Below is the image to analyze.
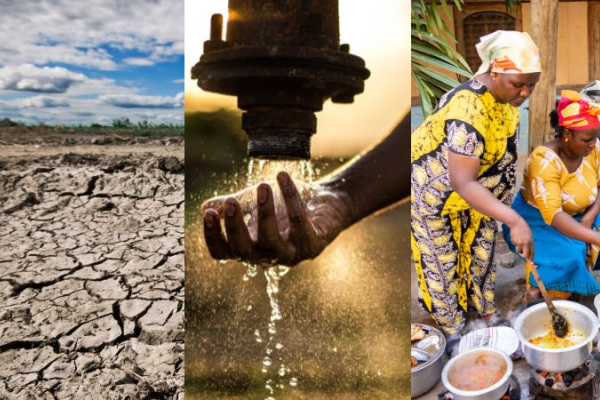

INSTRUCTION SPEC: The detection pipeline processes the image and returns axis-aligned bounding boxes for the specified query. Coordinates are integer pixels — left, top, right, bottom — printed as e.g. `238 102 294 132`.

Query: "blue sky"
0 1 183 125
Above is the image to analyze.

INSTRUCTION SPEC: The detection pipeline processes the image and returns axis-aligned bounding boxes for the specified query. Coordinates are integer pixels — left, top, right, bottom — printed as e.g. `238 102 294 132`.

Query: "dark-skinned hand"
201 171 354 266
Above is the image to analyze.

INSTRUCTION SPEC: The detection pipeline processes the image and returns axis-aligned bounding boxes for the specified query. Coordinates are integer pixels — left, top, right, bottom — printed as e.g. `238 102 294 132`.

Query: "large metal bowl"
411 323 445 397
441 347 512 400
514 300 599 372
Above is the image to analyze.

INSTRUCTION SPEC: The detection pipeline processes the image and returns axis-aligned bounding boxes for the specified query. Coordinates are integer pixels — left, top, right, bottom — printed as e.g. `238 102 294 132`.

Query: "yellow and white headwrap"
474 30 541 76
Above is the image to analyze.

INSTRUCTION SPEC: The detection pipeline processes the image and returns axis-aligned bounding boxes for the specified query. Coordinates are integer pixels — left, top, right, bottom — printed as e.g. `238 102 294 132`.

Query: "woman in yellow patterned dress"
411 30 541 353
503 91 600 301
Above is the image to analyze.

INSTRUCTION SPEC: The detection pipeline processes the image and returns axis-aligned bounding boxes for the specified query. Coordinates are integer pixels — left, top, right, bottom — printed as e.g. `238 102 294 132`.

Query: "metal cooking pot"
411 324 445 397
441 347 512 400
514 300 599 372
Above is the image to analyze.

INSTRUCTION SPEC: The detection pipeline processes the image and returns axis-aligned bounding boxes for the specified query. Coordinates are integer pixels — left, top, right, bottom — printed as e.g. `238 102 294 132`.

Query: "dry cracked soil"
0 131 184 399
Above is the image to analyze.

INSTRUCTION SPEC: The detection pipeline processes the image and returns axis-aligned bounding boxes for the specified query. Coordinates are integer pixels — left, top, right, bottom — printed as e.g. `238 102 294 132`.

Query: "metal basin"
411 324 445 397
514 300 599 372
441 347 512 400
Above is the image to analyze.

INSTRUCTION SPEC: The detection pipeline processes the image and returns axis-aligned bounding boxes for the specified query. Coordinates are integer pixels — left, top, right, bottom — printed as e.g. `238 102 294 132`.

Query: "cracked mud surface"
0 133 184 399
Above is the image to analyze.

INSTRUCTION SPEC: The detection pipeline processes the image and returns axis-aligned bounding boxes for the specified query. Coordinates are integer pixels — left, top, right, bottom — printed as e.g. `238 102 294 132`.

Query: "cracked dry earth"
0 135 184 399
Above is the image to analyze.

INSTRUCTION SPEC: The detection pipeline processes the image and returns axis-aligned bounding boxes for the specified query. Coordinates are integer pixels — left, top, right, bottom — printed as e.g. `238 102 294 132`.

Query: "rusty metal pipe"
192 0 370 160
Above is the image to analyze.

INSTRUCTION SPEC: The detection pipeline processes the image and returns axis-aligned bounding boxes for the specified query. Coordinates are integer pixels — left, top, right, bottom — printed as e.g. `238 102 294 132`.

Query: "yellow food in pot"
529 330 584 349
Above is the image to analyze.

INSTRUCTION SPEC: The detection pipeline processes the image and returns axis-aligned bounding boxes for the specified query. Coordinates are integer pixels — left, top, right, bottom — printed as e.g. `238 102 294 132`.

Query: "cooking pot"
441 347 512 400
411 323 445 397
514 300 599 372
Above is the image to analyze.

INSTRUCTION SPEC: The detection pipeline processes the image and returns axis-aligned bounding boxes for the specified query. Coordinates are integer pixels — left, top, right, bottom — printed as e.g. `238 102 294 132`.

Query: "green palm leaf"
411 0 471 116
411 0 519 116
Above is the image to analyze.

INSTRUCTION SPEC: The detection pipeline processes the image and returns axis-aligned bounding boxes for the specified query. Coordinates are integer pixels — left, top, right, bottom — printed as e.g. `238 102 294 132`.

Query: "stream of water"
244 158 315 400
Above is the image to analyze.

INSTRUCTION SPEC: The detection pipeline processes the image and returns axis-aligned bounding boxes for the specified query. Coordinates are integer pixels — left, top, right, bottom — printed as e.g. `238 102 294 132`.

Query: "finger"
519 243 530 263
256 183 284 255
528 242 535 264
223 197 253 258
277 172 317 250
203 209 232 259
201 197 225 216
515 244 525 259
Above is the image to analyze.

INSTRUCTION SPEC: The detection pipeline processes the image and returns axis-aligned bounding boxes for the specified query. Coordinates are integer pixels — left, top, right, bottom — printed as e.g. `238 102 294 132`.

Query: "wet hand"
509 217 534 264
201 171 353 266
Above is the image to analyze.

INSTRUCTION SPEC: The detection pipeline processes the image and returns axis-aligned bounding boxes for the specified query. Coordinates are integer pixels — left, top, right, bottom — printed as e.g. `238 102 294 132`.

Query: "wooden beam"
589 3 600 81
528 0 558 153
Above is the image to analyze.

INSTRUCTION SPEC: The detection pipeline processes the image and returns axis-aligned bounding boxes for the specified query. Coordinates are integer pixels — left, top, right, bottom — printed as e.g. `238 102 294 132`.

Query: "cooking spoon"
528 262 569 337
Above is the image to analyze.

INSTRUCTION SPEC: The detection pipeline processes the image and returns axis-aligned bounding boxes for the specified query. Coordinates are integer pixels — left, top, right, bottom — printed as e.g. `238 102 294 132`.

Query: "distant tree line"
0 116 183 137
0 117 183 129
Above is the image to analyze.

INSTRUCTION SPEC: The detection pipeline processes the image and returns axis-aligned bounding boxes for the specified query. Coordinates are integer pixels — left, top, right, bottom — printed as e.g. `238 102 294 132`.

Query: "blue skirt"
502 192 600 295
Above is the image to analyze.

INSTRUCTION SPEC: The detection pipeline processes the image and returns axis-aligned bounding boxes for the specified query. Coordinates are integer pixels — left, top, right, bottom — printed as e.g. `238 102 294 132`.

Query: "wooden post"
588 2 600 82
528 0 559 153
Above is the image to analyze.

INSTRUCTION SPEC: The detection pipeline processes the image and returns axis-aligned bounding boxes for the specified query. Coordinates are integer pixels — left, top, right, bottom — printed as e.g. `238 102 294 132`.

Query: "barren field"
0 130 184 399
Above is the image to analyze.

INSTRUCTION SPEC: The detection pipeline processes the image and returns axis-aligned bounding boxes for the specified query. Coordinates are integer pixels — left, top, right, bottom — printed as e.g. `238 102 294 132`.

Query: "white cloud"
0 64 138 98
0 98 183 126
0 2 184 125
0 0 183 69
72 111 95 117
19 96 70 108
0 64 85 93
123 58 155 67
99 92 183 109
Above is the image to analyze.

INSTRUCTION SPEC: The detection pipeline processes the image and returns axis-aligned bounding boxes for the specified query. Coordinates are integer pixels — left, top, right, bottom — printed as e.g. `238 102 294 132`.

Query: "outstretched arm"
448 151 535 263
202 112 411 266
318 113 411 223
551 211 600 245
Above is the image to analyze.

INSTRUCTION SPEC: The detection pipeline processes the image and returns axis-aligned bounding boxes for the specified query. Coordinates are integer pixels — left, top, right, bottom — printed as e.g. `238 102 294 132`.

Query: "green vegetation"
411 0 519 116
184 109 247 168
411 0 471 116
0 117 183 137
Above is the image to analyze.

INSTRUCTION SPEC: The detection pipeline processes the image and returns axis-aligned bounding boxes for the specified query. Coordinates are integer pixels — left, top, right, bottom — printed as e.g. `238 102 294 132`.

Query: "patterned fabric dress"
502 145 600 297
411 78 519 336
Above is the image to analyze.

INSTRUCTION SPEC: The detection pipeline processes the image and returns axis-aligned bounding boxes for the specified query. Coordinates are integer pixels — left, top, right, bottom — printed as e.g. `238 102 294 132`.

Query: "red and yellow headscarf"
558 90 600 130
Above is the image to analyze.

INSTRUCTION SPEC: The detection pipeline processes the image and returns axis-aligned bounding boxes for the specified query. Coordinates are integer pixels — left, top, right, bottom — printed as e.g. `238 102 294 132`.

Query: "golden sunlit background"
185 0 410 157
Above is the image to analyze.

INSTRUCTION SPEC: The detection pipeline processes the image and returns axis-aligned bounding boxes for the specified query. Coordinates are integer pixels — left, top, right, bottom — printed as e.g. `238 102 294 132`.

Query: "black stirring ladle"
528 261 569 337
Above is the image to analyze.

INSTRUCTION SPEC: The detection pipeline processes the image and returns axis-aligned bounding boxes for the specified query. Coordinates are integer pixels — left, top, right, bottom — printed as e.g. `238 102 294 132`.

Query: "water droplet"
268 324 277 335
247 305 253 311
218 259 228 265
261 367 268 373
332 347 338 352
247 159 255 187
275 343 283 350
289 377 298 387
377 370 381 376
263 357 272 367
242 275 249 282
278 365 286 376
